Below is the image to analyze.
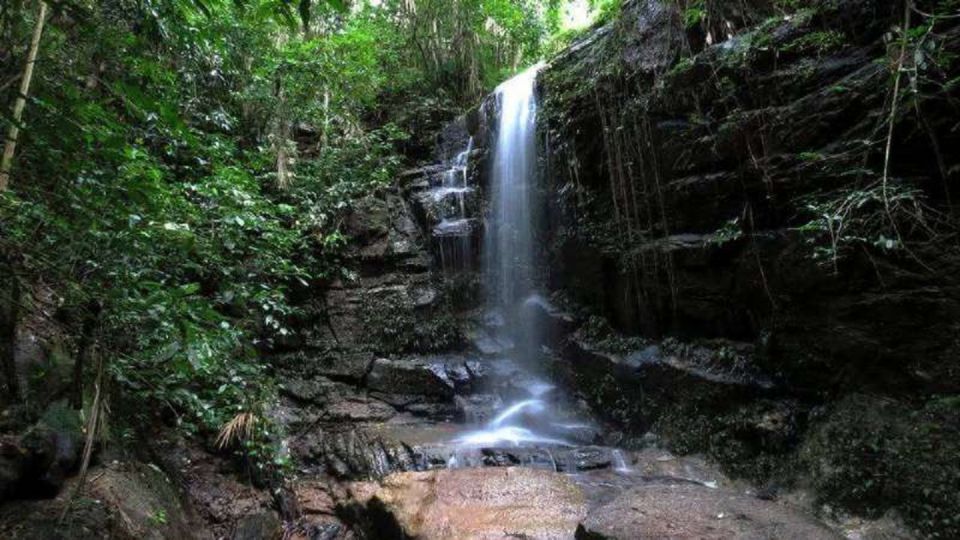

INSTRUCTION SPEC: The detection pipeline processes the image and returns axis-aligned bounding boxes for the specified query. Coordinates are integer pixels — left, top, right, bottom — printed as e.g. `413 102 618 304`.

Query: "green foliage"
360 293 463 355
0 0 595 470
709 218 744 245
0 0 401 469
783 30 845 55
589 0 622 26
148 509 168 526
681 0 706 29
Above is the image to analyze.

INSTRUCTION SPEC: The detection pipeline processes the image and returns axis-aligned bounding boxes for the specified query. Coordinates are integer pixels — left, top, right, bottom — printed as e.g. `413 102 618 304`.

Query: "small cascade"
431 137 476 272
612 449 632 474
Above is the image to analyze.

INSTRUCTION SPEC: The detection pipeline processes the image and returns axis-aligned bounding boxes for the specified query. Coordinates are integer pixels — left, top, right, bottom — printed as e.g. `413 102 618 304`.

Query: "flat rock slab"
576 483 839 540
342 465 840 540
350 467 587 539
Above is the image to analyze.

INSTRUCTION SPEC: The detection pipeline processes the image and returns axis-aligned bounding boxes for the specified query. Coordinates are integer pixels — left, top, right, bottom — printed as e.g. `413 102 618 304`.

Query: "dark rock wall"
540 0 960 394
536 0 960 535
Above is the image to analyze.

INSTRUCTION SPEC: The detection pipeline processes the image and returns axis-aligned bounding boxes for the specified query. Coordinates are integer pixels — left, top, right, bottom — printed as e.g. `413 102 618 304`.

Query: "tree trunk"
0 0 48 191
1 269 21 403
70 301 101 409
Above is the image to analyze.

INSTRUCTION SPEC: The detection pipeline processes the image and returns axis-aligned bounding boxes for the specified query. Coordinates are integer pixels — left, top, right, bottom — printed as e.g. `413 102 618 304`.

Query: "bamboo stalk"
0 0 48 191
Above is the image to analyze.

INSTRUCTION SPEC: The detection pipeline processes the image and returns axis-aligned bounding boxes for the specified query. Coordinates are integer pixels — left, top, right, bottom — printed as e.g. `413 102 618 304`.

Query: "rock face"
533 1 960 536
542 0 960 391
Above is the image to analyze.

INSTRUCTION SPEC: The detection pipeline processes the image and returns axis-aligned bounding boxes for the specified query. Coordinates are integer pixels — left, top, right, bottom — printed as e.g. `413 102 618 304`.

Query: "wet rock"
287 522 344 540
564 446 612 472
454 394 502 423
344 468 587 539
272 350 375 383
366 358 455 399
321 430 420 480
293 480 338 516
366 356 487 400
576 483 838 539
324 399 396 423
279 376 354 406
402 402 457 420
474 447 561 471
232 512 282 540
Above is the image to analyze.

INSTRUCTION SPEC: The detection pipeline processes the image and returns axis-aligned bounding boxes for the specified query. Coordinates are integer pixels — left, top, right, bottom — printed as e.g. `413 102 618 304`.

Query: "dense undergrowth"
0 0 608 471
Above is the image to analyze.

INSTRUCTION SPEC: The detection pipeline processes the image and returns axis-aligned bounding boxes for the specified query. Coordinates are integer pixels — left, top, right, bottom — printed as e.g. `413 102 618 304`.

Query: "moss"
37 400 82 435
360 291 463 355
577 316 651 354
666 56 696 80
782 30 845 55
801 394 960 538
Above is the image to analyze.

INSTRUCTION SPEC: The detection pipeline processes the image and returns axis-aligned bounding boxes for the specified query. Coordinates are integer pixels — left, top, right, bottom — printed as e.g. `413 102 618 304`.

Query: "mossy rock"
801 394 960 538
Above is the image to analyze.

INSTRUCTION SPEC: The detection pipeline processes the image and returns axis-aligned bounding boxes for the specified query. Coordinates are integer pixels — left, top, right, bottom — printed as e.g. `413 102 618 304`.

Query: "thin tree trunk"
0 0 48 191
1 270 21 403
71 301 101 409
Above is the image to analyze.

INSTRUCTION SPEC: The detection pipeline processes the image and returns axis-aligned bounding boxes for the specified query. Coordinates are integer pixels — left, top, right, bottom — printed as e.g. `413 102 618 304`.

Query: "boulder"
232 512 282 540
367 357 454 398
0 436 25 499
0 401 83 500
345 467 587 539
0 461 198 539
576 483 838 540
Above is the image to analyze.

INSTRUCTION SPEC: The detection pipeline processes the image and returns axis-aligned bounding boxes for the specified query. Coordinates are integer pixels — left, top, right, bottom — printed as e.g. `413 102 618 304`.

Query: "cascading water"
433 137 476 272
439 66 635 476
451 64 577 449
484 65 540 314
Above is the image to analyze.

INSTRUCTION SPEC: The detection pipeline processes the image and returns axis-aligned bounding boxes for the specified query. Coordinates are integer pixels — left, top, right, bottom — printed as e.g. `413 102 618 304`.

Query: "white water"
612 449 632 473
434 137 475 271
489 399 546 428
484 64 541 312
454 426 571 448
453 64 578 450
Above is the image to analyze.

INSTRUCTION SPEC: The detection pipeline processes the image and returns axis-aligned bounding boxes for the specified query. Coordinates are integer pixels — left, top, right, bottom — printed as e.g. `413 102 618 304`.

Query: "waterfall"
484 63 543 364
450 64 576 450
